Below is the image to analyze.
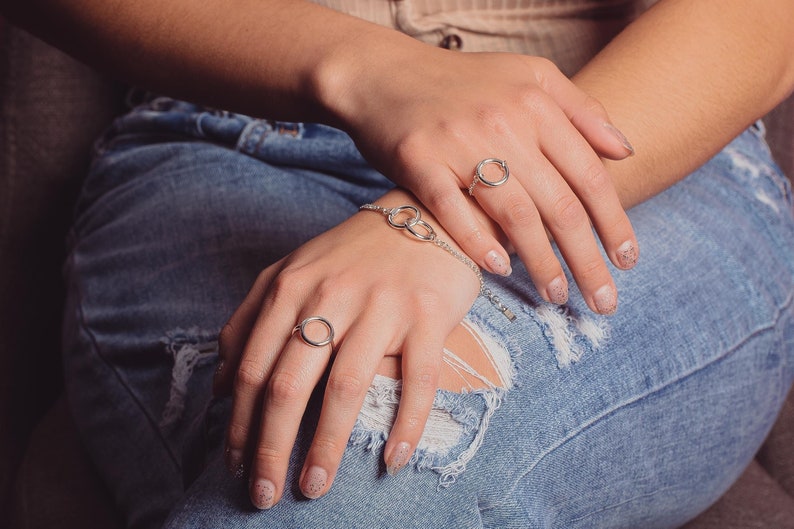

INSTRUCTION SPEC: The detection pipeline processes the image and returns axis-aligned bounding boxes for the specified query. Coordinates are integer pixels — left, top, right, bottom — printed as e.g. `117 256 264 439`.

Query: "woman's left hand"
213 191 481 509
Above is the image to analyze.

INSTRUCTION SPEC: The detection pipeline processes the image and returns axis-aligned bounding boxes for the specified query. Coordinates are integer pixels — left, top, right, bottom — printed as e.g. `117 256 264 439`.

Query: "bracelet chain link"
360 203 516 321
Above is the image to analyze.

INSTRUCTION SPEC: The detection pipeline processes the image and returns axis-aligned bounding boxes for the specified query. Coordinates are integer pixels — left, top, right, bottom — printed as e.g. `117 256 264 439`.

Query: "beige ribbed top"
312 0 658 75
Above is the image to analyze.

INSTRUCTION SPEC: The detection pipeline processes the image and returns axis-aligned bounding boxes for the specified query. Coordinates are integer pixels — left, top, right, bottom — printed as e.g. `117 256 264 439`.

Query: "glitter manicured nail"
225 447 245 479
252 478 276 510
301 466 328 499
386 442 411 476
486 250 512 277
546 276 568 305
593 285 618 315
616 241 638 269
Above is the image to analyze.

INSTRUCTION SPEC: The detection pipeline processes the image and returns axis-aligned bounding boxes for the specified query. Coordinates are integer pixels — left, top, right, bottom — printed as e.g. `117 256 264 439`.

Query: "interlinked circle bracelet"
360 203 516 322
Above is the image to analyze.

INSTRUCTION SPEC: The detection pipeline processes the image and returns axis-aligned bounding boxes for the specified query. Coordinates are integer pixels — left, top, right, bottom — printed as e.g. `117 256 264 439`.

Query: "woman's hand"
10 0 637 314
319 44 638 314
213 191 480 509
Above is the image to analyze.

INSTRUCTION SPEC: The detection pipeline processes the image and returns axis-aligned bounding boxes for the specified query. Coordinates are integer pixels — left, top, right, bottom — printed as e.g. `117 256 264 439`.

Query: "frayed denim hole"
349 316 517 489
526 304 610 368
159 327 219 431
235 120 274 155
724 130 793 212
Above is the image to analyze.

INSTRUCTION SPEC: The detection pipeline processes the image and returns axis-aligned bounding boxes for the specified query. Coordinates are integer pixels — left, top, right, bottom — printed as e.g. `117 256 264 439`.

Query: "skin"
5 0 794 511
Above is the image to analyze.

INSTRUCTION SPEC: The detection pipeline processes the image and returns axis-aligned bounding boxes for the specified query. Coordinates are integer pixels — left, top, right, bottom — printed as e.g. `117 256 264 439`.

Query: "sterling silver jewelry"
360 204 515 321
468 158 510 195
292 316 335 347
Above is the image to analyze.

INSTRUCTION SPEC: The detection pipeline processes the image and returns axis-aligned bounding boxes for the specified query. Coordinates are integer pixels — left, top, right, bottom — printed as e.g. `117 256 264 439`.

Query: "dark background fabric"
1 21 792 529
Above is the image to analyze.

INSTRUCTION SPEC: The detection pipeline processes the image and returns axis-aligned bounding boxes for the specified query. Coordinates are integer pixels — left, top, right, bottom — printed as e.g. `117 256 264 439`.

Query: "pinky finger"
535 62 635 159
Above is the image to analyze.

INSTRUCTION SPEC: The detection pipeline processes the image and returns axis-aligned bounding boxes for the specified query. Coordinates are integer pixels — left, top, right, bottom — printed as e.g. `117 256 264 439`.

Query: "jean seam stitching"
70 249 183 471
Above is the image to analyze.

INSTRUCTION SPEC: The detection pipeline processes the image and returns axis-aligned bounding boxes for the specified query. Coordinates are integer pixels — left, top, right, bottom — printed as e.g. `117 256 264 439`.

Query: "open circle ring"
292 316 335 348
468 158 510 195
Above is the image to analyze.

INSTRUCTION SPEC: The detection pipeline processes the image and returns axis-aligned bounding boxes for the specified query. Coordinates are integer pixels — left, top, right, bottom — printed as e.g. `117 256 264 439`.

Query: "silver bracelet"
360 204 515 321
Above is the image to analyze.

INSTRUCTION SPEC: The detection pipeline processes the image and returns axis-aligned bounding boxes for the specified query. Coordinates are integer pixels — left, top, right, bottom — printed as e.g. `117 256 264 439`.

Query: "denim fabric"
63 98 794 529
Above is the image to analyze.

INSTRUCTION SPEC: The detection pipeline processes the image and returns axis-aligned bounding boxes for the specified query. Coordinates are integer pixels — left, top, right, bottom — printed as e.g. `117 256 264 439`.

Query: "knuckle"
267 370 304 405
326 371 367 400
529 55 557 74
581 94 607 118
530 251 562 278
393 132 427 172
423 183 462 214
549 194 588 231
254 268 270 286
503 194 540 229
576 256 607 284
310 434 346 458
253 444 282 467
474 104 509 135
368 285 401 308
456 224 485 249
269 267 308 300
406 368 438 394
578 160 611 197
401 409 429 431
516 85 547 114
235 359 266 390
313 278 339 303
226 421 249 447
527 56 561 87
411 299 442 324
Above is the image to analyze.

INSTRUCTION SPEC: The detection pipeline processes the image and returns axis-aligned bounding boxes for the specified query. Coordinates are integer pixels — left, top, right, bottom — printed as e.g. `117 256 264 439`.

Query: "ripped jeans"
62 98 794 529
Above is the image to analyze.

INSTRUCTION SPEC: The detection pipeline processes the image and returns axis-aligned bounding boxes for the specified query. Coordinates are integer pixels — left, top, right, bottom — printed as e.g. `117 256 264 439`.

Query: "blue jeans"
63 97 794 529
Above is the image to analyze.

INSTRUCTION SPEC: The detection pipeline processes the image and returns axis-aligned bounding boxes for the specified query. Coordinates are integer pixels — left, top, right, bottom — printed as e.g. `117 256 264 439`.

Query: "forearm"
574 0 794 208
0 0 415 124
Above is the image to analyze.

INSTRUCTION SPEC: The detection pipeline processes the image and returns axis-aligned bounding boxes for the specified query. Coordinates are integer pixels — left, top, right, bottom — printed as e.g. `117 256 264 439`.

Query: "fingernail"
546 276 568 305
386 442 412 476
225 447 245 479
301 466 328 499
486 250 512 276
603 123 635 155
252 478 276 510
616 240 638 269
593 285 618 315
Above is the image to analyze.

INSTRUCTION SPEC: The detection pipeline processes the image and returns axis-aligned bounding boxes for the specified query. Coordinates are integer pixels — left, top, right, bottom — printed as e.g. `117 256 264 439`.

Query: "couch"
2 22 793 529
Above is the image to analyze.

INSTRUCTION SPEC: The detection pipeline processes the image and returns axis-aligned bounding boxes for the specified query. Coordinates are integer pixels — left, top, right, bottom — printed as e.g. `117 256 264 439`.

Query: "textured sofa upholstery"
2 23 793 529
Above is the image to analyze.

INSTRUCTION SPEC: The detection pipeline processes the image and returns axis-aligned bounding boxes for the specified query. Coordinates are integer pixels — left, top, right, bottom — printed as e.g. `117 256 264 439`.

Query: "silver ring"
468 158 510 195
292 316 335 348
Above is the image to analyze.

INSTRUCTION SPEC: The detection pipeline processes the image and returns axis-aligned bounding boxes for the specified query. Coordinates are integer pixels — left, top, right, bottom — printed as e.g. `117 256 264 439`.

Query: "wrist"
308 28 434 129
362 189 517 321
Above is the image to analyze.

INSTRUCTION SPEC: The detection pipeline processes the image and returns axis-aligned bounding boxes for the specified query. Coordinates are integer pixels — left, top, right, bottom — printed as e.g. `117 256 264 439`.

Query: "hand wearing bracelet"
360 203 516 321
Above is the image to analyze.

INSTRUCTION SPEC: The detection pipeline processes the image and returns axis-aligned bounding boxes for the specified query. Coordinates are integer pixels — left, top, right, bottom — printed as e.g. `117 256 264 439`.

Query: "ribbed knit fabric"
312 0 659 75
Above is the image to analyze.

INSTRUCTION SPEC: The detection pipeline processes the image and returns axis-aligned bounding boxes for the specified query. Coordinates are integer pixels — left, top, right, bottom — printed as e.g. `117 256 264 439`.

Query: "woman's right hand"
317 41 638 314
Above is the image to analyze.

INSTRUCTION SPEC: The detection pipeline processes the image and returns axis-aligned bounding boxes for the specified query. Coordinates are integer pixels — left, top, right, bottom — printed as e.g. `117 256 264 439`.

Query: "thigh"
469 125 794 528
70 109 794 529
167 127 793 528
63 105 393 529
